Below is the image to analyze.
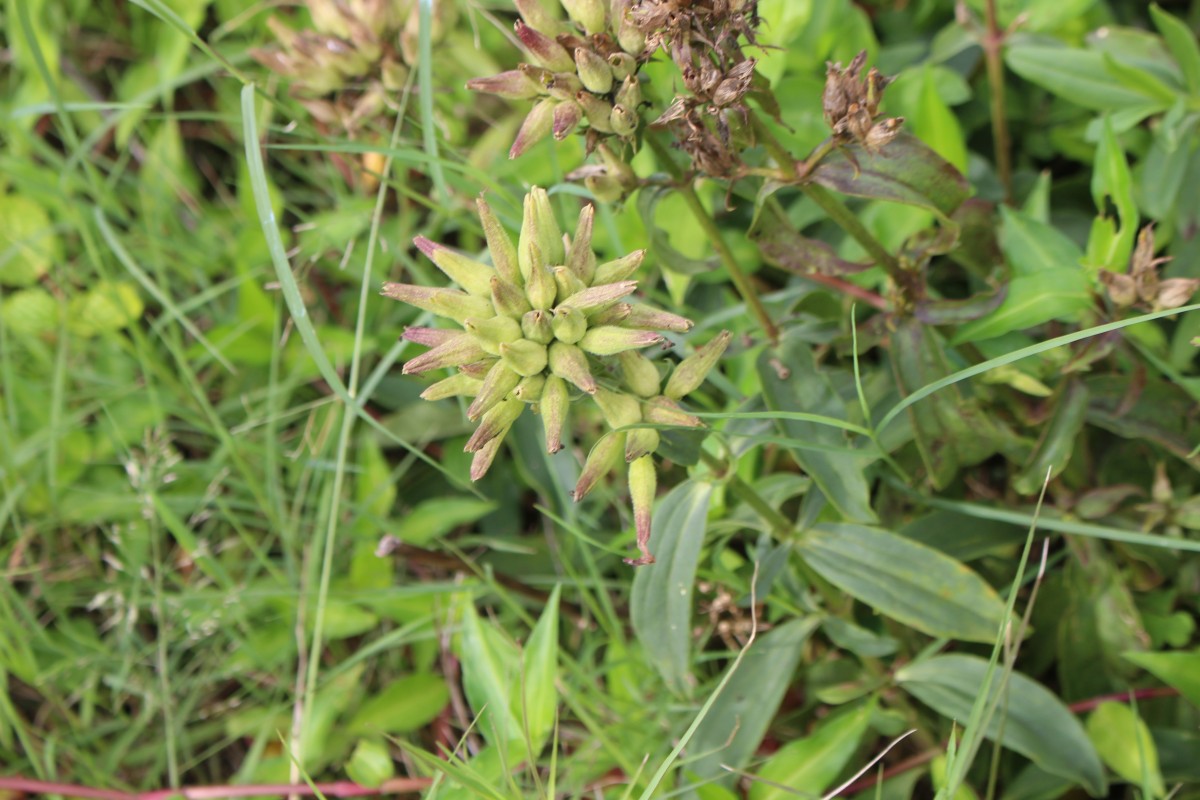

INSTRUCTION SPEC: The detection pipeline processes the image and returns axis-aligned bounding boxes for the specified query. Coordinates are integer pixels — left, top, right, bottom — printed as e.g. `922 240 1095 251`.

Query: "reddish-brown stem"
1067 685 1178 714
981 0 1013 204
0 777 432 800
800 272 890 311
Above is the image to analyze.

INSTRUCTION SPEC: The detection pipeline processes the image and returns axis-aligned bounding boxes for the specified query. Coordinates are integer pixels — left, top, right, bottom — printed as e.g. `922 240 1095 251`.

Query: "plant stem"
646 134 781 344
801 183 904 279
982 0 1014 204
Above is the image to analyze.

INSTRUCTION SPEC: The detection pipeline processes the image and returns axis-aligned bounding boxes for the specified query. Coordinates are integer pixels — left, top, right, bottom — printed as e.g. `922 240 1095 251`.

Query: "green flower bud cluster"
253 0 453 132
382 188 730 565
466 0 648 173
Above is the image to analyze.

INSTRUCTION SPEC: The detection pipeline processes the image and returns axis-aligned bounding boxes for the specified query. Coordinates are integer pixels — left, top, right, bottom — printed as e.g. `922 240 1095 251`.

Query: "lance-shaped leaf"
748 200 873 275
811 131 970 219
913 286 1007 325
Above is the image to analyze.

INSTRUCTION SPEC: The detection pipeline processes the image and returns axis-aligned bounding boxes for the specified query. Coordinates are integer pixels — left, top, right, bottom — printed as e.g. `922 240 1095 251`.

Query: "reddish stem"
800 272 891 311
0 777 431 800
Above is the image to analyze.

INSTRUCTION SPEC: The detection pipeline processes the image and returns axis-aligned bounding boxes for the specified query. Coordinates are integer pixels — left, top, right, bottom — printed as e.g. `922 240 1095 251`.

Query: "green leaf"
685 617 821 782
458 600 524 758
748 199 872 276
520 584 559 755
0 287 59 336
1150 4 1200 94
345 738 396 788
797 524 1008 643
913 64 968 174
393 497 497 546
1006 45 1171 111
1086 702 1165 797
811 132 970 219
630 480 714 692
750 699 876 800
1122 650 1200 709
0 193 60 287
759 334 877 523
348 673 450 735
636 185 718 276
950 270 1092 344
999 206 1083 278
1102 53 1180 106
1087 115 1137 272
1013 378 1089 495
897 655 1106 796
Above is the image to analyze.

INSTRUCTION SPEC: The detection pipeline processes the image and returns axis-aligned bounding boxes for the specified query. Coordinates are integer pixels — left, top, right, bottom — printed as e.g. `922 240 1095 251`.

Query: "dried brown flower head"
822 50 903 152
1099 225 1200 312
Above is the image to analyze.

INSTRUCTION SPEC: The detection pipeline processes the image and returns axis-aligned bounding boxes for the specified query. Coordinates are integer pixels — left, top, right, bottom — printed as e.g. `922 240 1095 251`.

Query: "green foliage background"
2 0 1200 798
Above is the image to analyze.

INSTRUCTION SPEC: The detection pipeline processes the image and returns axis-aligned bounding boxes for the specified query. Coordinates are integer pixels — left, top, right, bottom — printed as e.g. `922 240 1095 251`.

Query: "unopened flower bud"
413 236 494 296
593 386 641 429
521 309 555 344
513 374 546 402
609 52 636 82
491 276 532 318
470 434 504 481
588 302 632 326
463 315 522 354
548 341 597 393
579 326 663 356
574 432 624 501
544 71 583 101
519 192 562 280
610 103 638 137
552 266 589 300
468 360 523 420
585 173 624 203
625 428 659 462
539 375 569 453
402 326 459 347
642 395 702 428
553 100 583 140
566 204 597 282
515 0 565 35
559 280 637 312
624 304 694 332
515 19 574 71
614 74 641 108
381 283 493 323
465 69 543 100
420 372 483 401
526 262 558 311
625 454 656 565
575 47 613 94
476 195 521 285
551 305 588 344
458 360 493 379
402 333 489 375
499 338 549 377
465 398 524 453
617 351 661 397
594 250 645 284
613 1 645 55
577 91 615 133
597 142 638 188
664 330 731 400
510 97 556 159
562 0 606 35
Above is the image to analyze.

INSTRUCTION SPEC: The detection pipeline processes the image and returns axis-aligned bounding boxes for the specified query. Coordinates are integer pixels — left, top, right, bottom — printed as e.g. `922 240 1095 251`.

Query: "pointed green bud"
552 266 589 300
598 142 638 189
664 330 731 400
476 195 521 285
402 326 459 347
402 333 490 375
499 338 549 377
574 432 624 501
510 97 556 159
463 315 522 355
580 326 663 356
566 204 597 283
491 275 532 317
548 341 597 394
610 103 638 137
521 309 555 344
614 74 642 108
625 454 657 565
539 375 569 453
576 91 615 133
617 351 661 397
585 173 625 203
562 0 606 35
526 262 558 311
470 434 505 481
544 71 583 101
613 0 646 56
609 53 636 82
515 19 574 71
574 47 613 94
420 372 483 401
625 428 659 462
588 302 633 326
642 395 703 428
513 374 546 403
624 304 694 332
515 0 565 35
559 280 637 312
553 100 583 140
382 283 493 324
593 386 641 429
519 191 562 281
594 250 645 284
465 398 524 453
468 360 523 420
413 236 494 296
551 305 587 344
466 69 543 100
458 360 495 379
